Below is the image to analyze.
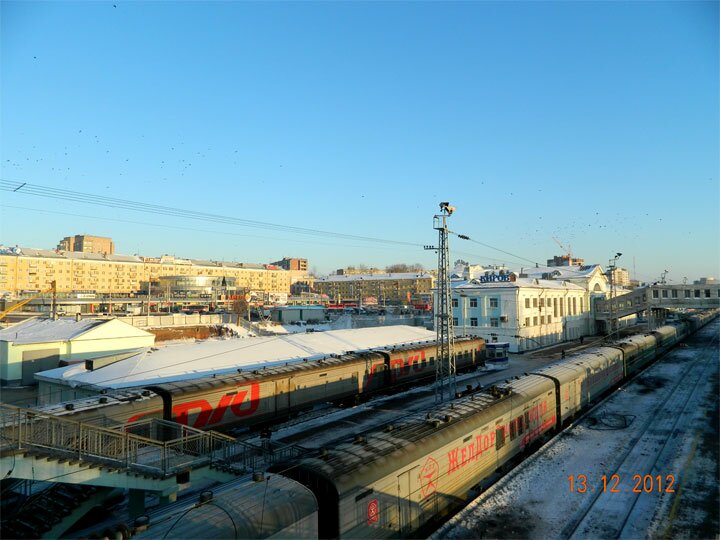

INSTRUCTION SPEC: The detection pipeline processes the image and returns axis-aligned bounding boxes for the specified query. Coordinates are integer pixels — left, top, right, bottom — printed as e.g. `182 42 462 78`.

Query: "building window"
685 290 691 298
452 298 458 307
540 315 545 324
490 318 499 327
553 298 558 317
470 298 478 308
572 297 577 315
470 318 478 327
548 315 552 323
653 290 659 298
525 298 530 308
539 298 544 308
671 289 678 298
580 298 584 312
533 298 538 308
452 317 458 325
694 289 700 298
525 317 530 327
662 289 668 298
489 298 499 308
533 316 538 326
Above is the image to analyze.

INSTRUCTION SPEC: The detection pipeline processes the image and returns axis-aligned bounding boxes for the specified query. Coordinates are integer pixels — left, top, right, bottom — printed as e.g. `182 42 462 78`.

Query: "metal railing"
0 404 271 476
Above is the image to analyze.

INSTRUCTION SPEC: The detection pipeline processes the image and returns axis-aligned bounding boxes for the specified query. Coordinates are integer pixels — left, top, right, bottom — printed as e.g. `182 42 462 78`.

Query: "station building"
451 264 612 352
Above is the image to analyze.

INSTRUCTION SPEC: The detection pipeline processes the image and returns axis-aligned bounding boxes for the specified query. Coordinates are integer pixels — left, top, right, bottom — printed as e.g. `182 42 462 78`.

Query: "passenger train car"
34 337 486 431
260 312 717 539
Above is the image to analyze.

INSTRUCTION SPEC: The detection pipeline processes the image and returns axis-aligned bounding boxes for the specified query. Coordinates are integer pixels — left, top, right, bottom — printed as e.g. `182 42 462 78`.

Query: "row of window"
452 297 500 308
652 289 718 299
524 315 553 326
523 296 583 317
454 317 500 327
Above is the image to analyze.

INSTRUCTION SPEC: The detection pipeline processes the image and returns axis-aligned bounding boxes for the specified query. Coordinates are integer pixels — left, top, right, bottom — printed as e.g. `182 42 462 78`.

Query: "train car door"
397 465 420 535
275 377 289 415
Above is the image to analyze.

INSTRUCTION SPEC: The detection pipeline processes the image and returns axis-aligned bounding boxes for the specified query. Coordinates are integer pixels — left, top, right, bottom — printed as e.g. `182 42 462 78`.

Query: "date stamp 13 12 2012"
568 474 676 494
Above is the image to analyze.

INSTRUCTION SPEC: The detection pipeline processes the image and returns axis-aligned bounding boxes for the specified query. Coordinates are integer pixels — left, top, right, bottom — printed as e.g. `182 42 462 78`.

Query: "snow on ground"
433 320 719 540
254 313 353 334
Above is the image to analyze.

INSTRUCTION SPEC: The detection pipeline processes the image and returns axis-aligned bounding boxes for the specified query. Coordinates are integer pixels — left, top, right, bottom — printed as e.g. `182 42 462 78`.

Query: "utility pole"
607 253 622 339
50 280 57 319
425 202 456 403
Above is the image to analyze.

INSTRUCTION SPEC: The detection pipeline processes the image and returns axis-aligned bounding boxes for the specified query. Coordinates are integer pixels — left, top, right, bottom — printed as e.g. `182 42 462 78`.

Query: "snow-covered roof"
0 317 110 344
518 264 603 279
316 272 433 283
34 325 437 389
0 246 283 271
453 277 585 291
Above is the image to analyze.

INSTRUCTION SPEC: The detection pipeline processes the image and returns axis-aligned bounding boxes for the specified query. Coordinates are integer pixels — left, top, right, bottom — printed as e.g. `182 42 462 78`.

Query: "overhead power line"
1 179 541 267
451 231 539 266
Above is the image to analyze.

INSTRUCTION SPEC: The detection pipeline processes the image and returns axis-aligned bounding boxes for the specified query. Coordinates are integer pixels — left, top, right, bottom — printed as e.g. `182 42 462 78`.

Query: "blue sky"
1 1 718 282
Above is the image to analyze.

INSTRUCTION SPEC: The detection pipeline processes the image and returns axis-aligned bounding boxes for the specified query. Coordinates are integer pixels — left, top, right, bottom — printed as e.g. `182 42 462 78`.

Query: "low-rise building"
449 263 614 352
452 277 591 352
0 317 155 386
314 272 434 305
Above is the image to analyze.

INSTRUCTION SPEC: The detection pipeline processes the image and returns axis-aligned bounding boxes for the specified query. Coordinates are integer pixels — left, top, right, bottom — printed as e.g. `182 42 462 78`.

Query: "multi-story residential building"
0 247 292 296
57 235 115 255
314 272 434 304
547 254 585 267
270 257 308 272
606 267 630 287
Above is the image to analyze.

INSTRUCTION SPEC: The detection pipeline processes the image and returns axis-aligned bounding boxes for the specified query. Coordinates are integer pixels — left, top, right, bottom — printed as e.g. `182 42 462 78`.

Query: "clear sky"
1 1 718 283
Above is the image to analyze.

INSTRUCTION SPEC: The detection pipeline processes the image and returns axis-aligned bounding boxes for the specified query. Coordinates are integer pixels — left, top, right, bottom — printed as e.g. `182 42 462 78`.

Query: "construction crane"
552 237 573 262
0 281 56 321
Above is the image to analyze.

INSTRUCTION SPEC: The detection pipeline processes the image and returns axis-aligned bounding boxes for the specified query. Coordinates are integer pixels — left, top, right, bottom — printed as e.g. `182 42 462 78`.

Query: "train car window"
225 391 237 396
510 421 516 440
463 435 472 443
525 411 530 425
517 416 524 434
319 373 327 377
496 427 505 449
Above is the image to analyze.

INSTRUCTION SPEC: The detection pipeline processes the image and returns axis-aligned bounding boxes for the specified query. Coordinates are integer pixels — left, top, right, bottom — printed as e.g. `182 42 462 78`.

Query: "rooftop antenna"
425 202 456 402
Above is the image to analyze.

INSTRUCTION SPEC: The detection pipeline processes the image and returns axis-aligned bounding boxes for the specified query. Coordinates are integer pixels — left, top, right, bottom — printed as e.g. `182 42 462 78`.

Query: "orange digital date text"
568 474 676 493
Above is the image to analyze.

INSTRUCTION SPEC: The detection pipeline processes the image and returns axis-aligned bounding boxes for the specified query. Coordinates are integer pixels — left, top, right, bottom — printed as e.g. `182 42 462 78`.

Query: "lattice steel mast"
426 202 456 403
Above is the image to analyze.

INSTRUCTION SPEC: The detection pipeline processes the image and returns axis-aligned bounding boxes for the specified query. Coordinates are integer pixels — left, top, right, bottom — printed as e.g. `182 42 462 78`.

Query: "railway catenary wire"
0 179 541 267
559 327 720 540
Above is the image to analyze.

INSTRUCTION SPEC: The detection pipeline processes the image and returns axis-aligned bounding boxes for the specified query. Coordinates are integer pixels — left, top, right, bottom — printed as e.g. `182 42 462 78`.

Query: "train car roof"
32 389 159 419
150 352 381 395
34 326 438 390
284 374 554 495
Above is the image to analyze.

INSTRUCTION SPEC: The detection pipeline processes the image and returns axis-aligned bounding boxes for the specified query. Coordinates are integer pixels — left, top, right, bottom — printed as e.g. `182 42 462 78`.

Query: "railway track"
561 329 720 539
432 319 719 540
236 355 546 449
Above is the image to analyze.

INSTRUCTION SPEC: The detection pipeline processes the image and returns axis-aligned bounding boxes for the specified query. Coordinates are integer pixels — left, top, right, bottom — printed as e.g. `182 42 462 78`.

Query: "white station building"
451 264 614 352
